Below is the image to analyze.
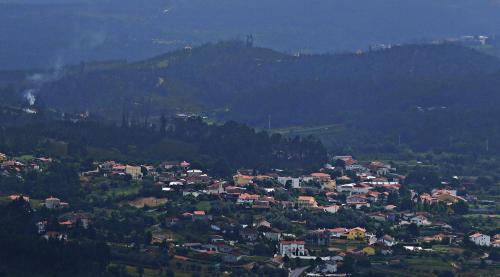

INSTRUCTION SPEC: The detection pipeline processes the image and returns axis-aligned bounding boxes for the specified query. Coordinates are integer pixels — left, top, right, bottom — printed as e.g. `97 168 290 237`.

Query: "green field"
195 201 212 212
273 124 345 137
105 182 142 198
431 245 464 255
463 214 500 232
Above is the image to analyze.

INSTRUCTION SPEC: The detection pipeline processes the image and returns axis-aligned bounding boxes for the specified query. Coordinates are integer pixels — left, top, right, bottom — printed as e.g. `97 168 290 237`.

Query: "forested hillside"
3 41 500 155
35 41 500 118
0 110 326 174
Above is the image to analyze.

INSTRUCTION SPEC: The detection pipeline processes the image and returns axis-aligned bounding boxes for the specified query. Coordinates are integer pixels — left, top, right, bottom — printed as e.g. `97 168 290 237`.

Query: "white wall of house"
279 243 305 257
470 234 491 247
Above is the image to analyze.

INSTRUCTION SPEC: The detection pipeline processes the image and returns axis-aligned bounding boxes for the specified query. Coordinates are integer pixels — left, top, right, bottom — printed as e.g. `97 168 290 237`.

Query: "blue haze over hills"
2 0 500 69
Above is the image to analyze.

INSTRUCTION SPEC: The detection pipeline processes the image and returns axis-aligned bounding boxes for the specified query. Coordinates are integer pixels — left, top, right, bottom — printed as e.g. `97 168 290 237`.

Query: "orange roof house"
297 196 318 209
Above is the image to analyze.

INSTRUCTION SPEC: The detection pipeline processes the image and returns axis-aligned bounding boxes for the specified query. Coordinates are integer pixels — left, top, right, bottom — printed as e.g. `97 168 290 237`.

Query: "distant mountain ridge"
3 0 500 70
12 41 496 154
32 41 500 122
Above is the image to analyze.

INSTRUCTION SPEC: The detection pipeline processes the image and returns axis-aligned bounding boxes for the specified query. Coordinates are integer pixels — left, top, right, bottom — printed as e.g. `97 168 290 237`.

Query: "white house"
469 233 491 247
346 164 366 172
187 169 203 177
278 176 315 189
366 233 378 245
44 197 64 209
263 228 282 241
279 240 306 257
277 177 301 189
380 235 397 247
323 205 340 214
337 183 372 194
336 183 355 193
410 215 431 227
169 181 184 186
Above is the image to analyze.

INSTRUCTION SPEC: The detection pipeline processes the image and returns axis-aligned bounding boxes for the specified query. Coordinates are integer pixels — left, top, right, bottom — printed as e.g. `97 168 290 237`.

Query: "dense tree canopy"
0 114 327 176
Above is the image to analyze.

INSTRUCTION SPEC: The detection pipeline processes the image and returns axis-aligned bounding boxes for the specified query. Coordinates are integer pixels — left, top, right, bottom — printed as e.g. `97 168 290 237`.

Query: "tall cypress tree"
160 114 167 138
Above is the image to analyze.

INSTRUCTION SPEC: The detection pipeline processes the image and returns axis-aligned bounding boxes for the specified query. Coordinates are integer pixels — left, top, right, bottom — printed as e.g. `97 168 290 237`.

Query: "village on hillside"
1 152 499 276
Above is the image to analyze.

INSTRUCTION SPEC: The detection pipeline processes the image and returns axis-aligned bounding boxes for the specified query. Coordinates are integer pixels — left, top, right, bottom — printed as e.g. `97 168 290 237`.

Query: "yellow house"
125 165 143 180
323 180 337 190
233 174 253 186
347 227 366 240
362 246 375 256
436 194 464 204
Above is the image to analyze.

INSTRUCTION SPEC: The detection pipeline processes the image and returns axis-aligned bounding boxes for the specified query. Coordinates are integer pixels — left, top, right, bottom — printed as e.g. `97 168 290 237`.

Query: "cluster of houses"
82 161 144 180
0 153 52 176
83 160 216 189
35 211 92 241
1 153 71 209
9 194 70 209
2 151 498 274
184 157 497 271
418 189 467 204
8 194 74 241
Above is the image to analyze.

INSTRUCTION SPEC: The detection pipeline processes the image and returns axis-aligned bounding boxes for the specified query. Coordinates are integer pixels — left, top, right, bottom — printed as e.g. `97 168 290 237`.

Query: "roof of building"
350 227 366 232
238 193 260 200
298 196 316 202
311 172 330 178
280 240 305 245
469 232 487 238
328 228 348 233
45 197 60 201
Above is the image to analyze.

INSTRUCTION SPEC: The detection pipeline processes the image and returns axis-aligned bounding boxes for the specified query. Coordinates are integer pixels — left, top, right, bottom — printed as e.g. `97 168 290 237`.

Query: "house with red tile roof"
279 240 306 257
237 193 260 205
297 196 318 209
469 232 491 247
322 205 341 214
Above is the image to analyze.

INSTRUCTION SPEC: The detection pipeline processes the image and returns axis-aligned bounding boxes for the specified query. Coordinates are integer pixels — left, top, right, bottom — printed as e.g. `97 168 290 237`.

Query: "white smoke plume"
24 89 36 106
21 29 106 106
23 56 65 106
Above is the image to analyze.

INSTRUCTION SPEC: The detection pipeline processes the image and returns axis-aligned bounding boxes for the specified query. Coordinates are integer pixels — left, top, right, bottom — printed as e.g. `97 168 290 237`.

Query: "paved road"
289 266 309 277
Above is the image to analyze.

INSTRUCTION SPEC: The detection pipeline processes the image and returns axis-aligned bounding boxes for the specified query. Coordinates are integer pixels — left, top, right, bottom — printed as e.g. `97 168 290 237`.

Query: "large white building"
277 176 313 189
279 240 306 257
469 233 491 247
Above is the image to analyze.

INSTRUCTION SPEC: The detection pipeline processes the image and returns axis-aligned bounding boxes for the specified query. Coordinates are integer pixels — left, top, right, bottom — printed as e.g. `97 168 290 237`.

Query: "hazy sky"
2 0 500 69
